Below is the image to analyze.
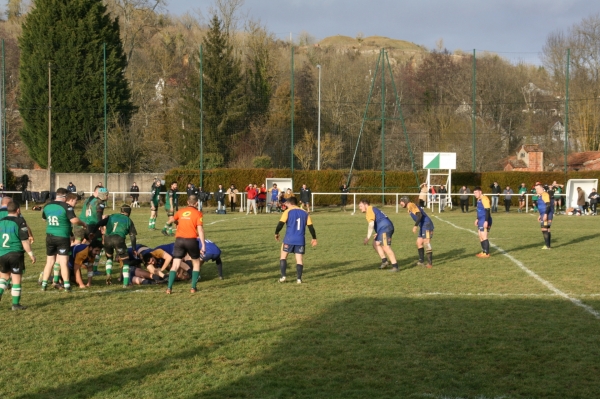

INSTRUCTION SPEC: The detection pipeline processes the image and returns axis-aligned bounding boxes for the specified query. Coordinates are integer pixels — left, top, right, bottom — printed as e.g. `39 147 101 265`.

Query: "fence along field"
2 203 599 398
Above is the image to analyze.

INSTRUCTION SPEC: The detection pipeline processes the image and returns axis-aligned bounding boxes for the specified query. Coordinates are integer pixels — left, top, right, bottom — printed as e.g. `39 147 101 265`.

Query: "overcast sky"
165 0 600 65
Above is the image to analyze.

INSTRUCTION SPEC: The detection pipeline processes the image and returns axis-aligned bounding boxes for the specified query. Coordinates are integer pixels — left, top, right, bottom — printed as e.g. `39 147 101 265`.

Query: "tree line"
1 0 599 173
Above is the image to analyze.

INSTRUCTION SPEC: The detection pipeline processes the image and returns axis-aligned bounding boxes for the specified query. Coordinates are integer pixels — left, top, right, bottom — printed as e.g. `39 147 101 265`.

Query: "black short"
0 252 25 274
46 235 71 256
173 238 200 260
104 235 128 259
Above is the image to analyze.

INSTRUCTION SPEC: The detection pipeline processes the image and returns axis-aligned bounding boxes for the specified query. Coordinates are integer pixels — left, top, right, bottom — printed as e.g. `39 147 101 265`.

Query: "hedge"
165 168 600 207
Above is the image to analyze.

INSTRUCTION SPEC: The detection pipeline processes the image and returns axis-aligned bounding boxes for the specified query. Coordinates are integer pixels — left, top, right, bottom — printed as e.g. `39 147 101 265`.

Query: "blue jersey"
155 243 175 255
271 189 280 201
406 203 433 228
280 207 313 246
127 244 152 260
197 238 221 261
537 192 554 216
68 244 90 270
476 195 492 222
365 206 393 231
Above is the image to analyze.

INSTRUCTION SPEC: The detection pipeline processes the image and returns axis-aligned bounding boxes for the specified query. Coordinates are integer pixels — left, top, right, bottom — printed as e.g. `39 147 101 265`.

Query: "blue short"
282 244 305 254
417 223 434 239
200 252 220 262
477 217 492 232
540 214 553 228
375 226 394 246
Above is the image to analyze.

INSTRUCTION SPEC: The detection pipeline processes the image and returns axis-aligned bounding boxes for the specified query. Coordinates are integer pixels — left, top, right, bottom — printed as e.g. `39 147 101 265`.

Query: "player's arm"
197 226 206 254
73 251 89 287
96 203 105 221
275 210 289 241
160 252 173 272
19 219 35 264
128 221 137 251
364 221 374 245
307 217 317 247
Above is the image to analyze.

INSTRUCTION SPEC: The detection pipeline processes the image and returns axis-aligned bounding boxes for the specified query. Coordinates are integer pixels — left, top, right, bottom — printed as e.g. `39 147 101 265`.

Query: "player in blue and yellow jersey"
358 199 399 272
68 240 103 288
535 183 554 249
473 186 492 258
399 196 434 268
274 197 317 284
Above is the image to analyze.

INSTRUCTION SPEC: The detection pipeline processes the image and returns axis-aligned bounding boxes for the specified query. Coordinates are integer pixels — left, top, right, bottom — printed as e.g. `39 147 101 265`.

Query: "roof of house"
521 144 542 153
507 158 528 168
567 151 600 166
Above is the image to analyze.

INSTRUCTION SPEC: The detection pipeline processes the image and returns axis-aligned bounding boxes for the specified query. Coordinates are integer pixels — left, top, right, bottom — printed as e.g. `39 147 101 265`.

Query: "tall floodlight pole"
471 49 476 172
48 62 52 193
103 43 108 187
381 49 386 204
0 40 4 185
291 46 294 174
200 45 204 188
317 64 321 170
564 48 570 175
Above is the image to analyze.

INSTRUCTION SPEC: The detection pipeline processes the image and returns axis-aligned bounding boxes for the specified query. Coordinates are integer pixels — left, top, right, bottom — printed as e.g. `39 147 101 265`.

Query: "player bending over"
69 240 103 288
358 199 399 272
399 196 434 268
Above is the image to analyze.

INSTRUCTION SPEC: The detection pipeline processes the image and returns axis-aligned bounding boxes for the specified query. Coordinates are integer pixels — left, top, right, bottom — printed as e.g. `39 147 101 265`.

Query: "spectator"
551 181 564 211
577 187 586 215
418 183 428 207
489 181 501 213
245 183 258 215
503 185 514 213
458 185 470 213
588 188 599 216
299 184 312 212
428 185 437 204
130 182 140 207
340 184 349 212
438 185 447 212
215 184 226 212
268 184 280 213
257 184 268 213
67 182 77 193
226 184 239 213
0 182 4 198
518 183 527 213
197 187 205 211
281 188 294 211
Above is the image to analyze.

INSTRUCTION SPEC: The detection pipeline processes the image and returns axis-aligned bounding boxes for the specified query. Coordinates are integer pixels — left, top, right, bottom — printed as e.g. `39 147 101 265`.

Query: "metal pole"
317 64 321 170
103 43 107 187
564 48 570 174
200 45 204 188
291 46 294 174
48 62 52 193
381 49 386 204
0 40 4 185
471 49 476 172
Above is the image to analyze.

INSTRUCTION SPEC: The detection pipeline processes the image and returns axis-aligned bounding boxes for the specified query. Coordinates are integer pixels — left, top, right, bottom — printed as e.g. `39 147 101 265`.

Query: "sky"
164 0 600 65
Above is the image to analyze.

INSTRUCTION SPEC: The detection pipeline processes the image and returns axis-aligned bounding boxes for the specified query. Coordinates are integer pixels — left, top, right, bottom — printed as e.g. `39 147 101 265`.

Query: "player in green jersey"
96 205 138 287
75 185 108 274
41 190 86 292
0 201 36 310
162 182 178 236
149 180 162 230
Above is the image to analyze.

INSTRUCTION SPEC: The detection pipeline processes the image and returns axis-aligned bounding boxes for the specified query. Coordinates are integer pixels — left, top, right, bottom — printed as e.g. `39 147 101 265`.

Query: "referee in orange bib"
166 195 206 294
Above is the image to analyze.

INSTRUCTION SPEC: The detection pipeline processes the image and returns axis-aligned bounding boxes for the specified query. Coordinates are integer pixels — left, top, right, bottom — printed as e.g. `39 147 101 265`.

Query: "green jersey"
165 189 176 211
0 216 29 256
43 201 77 238
80 196 105 224
102 213 137 239
518 187 528 195
151 185 161 207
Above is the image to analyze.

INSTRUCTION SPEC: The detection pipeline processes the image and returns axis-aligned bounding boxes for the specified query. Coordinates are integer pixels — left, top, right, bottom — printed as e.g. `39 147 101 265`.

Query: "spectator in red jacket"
245 184 258 215
257 183 268 213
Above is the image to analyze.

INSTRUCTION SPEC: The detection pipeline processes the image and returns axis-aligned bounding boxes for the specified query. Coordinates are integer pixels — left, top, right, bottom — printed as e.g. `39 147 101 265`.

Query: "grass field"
1 204 599 398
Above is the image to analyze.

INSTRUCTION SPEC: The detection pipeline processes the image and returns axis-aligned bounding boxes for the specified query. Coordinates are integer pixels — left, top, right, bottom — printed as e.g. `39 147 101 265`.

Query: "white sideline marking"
435 215 600 319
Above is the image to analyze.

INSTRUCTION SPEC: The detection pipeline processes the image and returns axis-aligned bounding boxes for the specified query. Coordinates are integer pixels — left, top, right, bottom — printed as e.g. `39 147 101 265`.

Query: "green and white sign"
423 152 456 169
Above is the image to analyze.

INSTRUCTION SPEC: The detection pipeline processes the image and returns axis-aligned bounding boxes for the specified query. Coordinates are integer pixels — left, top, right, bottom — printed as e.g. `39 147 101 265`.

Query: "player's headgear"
399 196 410 205
97 187 109 200
121 205 132 215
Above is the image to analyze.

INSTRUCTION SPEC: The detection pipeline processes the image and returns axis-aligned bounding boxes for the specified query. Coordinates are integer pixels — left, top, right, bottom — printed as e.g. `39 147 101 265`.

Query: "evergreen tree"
19 0 134 172
181 14 245 167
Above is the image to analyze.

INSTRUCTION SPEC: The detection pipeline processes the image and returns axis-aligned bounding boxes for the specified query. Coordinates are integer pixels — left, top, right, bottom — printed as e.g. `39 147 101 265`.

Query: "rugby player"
68 240 103 288
473 186 492 258
0 201 36 310
162 182 178 236
149 180 162 229
399 196 434 268
275 196 317 283
358 199 399 272
535 183 554 249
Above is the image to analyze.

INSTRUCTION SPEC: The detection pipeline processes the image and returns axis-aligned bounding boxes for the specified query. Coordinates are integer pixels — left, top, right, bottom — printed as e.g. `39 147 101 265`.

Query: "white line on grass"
434 215 600 319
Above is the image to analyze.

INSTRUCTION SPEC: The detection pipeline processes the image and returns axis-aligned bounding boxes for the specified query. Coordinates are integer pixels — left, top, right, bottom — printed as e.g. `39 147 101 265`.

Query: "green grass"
1 205 599 398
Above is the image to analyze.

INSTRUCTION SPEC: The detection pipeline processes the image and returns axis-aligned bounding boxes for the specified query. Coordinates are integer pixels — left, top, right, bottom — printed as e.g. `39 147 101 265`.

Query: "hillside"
318 35 425 52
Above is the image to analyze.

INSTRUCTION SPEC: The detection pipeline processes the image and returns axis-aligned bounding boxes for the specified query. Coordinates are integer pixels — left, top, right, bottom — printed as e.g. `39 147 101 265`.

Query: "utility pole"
317 64 321 170
48 62 52 193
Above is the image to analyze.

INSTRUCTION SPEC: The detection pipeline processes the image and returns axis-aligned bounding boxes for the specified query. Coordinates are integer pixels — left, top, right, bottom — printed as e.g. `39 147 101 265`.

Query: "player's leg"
416 237 425 266
294 252 304 283
41 251 57 291
167 238 186 293
190 258 201 292
149 203 157 229
477 228 490 257
215 257 223 279
9 271 24 309
372 238 387 267
279 247 290 282
104 240 115 285
424 232 433 267
57 254 71 291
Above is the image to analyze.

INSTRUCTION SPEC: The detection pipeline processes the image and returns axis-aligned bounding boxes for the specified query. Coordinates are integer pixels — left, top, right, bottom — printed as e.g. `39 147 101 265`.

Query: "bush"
252 156 273 169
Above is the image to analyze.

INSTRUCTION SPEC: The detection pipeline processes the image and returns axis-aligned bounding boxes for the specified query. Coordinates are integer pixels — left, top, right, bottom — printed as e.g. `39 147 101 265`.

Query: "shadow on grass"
15 347 205 399
192 297 600 399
